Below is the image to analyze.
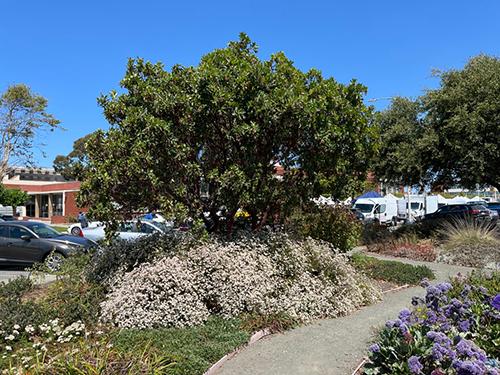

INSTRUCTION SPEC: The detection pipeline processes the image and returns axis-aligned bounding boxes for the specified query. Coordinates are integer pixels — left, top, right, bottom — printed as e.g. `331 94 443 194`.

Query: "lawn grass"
51 225 68 233
111 316 251 375
351 252 435 285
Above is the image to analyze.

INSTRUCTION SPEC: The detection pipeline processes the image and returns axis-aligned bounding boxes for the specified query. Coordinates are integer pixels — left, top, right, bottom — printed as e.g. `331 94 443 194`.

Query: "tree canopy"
0 84 61 177
374 55 500 192
79 34 378 231
0 184 29 208
372 97 437 190
53 133 94 181
424 55 500 191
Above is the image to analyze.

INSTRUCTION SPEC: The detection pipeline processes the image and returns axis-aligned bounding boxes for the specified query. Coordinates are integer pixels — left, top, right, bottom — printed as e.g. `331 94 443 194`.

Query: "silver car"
71 221 170 242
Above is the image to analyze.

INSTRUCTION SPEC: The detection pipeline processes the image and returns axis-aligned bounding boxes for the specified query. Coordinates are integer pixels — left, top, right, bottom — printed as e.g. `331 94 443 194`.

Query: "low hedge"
351 253 435 285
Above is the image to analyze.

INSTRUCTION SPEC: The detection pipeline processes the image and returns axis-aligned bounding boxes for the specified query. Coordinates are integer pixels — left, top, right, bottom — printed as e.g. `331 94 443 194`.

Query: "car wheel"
45 251 66 272
71 226 82 236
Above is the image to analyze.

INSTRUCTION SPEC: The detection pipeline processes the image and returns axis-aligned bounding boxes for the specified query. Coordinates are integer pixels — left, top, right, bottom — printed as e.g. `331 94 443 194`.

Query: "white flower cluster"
101 233 381 328
0 319 86 355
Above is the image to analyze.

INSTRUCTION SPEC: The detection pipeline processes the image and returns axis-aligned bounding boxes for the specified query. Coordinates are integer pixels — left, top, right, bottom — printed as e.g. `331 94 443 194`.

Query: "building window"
26 196 35 217
52 194 63 216
40 194 49 218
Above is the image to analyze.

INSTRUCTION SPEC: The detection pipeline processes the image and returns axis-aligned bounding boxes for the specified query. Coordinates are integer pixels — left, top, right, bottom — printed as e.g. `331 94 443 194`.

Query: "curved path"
216 256 474 375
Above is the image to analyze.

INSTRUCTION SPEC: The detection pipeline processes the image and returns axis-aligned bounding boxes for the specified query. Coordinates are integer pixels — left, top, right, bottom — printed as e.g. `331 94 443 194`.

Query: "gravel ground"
216 256 474 375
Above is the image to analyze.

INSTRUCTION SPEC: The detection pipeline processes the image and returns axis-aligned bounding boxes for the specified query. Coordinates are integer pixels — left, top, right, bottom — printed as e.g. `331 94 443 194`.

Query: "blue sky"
1 0 499 166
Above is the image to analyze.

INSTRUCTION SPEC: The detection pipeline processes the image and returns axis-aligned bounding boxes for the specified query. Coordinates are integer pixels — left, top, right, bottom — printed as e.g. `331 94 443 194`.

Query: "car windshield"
410 202 421 210
354 203 374 213
30 224 61 238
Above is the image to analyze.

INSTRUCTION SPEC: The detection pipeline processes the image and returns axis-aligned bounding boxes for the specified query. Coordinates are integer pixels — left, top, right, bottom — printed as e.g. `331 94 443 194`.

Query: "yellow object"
235 209 250 218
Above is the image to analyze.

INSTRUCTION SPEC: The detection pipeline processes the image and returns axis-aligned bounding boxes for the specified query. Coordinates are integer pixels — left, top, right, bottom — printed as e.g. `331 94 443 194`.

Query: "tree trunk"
255 206 270 232
226 210 237 237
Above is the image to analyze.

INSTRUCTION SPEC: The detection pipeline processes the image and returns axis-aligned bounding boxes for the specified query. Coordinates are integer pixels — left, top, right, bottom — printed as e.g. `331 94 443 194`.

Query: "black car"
423 204 492 223
0 222 97 270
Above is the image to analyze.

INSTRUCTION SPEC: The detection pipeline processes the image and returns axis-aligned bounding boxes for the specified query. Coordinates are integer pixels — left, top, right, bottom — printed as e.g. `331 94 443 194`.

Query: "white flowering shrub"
101 257 210 329
101 233 381 328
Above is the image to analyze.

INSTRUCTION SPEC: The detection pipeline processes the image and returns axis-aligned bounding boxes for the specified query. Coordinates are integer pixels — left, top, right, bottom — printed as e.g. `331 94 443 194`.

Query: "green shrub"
361 221 395 245
0 276 33 299
287 205 362 252
0 277 54 331
0 256 105 335
351 253 435 285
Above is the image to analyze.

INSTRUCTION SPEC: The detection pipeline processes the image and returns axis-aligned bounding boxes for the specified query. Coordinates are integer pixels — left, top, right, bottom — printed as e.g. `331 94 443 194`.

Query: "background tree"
423 54 500 191
53 133 93 180
373 97 437 190
79 34 378 232
375 54 500 192
0 185 29 208
0 84 61 177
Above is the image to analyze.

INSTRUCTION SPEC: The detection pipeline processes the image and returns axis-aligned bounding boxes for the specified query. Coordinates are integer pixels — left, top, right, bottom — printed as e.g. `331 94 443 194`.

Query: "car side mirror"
21 235 32 241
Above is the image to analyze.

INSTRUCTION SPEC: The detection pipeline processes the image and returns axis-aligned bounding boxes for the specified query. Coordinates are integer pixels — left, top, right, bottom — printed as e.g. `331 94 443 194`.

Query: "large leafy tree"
373 97 437 190
0 84 61 177
79 34 377 231
53 133 93 180
424 55 500 191
375 55 500 192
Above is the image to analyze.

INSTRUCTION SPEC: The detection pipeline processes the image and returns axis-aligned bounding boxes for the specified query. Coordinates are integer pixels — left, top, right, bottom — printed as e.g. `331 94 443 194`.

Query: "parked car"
75 220 170 242
0 215 16 221
0 222 97 270
422 204 493 224
351 208 365 222
487 202 500 216
136 213 173 225
487 208 499 223
68 221 102 236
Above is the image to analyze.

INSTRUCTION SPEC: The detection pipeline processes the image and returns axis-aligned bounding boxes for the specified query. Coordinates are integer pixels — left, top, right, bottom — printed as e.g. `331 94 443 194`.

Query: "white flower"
5 346 12 351
13 325 20 330
38 324 50 333
25 325 35 334
4 335 14 341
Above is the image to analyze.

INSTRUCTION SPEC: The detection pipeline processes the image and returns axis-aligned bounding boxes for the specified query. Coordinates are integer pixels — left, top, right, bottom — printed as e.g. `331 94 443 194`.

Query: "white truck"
352 196 399 225
397 195 439 222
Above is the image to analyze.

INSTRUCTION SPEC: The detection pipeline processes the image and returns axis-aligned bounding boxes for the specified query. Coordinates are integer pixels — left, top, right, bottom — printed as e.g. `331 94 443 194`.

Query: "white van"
397 195 439 222
352 196 398 225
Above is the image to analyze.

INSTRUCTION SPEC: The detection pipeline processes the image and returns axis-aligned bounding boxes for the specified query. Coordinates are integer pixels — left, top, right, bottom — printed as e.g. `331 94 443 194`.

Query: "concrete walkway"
217 257 474 375
0 267 56 284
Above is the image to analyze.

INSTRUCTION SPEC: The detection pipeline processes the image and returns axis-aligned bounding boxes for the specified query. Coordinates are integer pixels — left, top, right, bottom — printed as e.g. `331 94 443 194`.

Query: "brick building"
3 167 84 224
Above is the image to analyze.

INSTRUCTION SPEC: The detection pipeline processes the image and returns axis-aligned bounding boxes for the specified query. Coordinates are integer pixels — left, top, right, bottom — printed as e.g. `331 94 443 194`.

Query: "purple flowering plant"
364 272 500 375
